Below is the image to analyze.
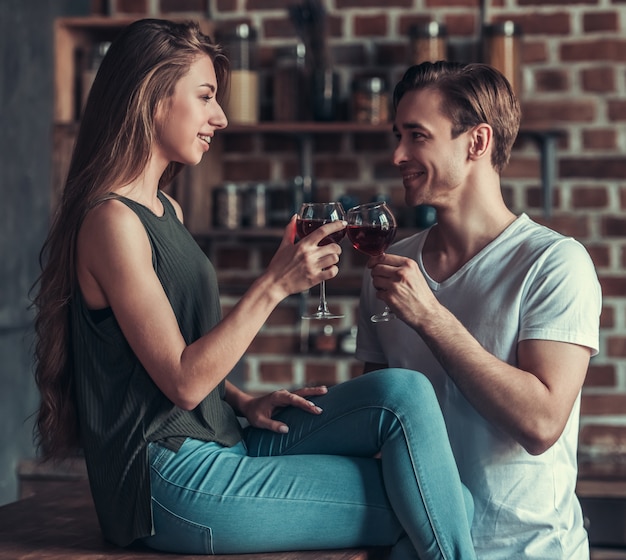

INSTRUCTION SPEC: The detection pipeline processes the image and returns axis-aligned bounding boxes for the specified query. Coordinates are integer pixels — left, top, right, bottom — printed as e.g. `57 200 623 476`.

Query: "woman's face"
154 54 228 167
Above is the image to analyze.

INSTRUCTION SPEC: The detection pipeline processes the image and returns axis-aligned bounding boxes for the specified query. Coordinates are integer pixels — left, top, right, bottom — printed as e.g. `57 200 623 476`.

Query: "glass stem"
317 280 330 314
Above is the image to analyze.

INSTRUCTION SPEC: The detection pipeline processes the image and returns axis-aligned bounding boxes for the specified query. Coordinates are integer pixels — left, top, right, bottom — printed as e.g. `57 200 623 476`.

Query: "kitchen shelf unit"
52 17 561 233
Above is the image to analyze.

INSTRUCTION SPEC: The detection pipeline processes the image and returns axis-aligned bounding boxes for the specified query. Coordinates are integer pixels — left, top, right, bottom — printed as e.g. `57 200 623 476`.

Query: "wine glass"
296 202 346 320
346 201 398 322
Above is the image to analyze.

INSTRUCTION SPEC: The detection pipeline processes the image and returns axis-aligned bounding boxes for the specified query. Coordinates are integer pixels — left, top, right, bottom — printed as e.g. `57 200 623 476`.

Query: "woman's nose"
212 102 228 129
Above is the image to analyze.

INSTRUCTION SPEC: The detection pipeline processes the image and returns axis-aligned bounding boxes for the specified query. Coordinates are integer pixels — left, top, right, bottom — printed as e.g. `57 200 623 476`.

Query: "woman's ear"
468 123 492 161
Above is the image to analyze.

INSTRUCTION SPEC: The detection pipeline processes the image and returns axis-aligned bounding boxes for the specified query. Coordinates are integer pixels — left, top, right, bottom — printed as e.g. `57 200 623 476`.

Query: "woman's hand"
264 216 345 300
240 385 328 433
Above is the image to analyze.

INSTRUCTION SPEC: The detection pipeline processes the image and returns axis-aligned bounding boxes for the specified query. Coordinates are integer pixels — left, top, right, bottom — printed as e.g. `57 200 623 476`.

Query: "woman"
33 19 475 559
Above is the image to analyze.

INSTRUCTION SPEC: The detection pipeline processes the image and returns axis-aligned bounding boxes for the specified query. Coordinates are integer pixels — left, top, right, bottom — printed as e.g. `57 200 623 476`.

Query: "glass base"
371 310 395 323
302 311 344 320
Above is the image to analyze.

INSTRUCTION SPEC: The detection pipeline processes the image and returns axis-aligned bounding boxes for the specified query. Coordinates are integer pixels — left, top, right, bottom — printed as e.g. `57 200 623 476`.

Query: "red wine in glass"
297 219 346 246
346 201 397 322
296 202 346 320
347 224 397 256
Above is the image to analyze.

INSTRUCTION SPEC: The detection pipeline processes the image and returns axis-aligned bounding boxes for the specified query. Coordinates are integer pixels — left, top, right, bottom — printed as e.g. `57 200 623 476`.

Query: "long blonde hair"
32 19 228 458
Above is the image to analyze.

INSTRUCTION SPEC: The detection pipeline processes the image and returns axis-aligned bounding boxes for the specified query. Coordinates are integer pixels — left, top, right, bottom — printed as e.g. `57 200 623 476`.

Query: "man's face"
393 88 472 209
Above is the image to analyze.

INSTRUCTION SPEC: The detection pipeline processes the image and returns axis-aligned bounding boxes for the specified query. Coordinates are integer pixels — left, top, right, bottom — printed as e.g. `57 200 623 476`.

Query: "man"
355 61 601 558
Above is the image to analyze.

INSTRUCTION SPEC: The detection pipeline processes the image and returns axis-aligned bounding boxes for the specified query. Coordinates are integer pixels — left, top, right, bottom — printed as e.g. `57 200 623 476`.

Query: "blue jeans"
142 369 475 559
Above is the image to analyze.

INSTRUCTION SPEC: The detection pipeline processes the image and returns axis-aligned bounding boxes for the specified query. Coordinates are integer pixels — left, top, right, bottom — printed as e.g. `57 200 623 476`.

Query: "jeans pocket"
143 498 214 554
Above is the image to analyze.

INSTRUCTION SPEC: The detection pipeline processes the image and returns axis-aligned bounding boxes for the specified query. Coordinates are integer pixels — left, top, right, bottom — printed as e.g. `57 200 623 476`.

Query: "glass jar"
219 24 259 124
483 21 522 96
351 77 389 125
273 43 307 121
409 22 447 64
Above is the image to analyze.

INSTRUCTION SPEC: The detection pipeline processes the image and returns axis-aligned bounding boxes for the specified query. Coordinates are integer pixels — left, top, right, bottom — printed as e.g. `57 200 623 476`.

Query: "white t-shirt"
355 214 601 560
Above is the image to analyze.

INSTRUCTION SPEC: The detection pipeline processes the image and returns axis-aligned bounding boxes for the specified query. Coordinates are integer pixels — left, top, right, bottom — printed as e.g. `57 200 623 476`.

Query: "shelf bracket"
520 129 562 219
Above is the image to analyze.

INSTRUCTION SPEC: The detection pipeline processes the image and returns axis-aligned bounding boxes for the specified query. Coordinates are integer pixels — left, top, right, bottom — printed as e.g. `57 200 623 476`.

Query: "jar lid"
352 76 387 93
483 20 521 37
409 21 447 38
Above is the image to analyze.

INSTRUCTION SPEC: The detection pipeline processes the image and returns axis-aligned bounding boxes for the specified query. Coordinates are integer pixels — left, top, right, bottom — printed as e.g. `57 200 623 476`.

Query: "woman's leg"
143 438 408 555
245 368 475 560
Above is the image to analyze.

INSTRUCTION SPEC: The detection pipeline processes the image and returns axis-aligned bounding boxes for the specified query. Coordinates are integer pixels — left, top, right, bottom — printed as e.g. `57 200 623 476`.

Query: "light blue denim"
142 368 475 559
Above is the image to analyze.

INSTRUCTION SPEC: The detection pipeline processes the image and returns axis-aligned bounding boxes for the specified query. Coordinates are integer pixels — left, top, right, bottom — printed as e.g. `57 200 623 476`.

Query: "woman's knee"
363 368 437 407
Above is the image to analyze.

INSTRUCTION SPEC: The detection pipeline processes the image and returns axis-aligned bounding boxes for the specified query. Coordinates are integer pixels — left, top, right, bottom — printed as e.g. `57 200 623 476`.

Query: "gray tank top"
72 190 242 547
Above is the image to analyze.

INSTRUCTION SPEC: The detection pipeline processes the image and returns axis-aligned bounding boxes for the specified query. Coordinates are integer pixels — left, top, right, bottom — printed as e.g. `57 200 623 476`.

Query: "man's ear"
468 123 492 161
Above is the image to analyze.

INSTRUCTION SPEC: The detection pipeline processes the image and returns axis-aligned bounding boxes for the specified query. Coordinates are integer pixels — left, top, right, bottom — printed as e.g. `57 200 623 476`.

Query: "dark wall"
0 0 88 506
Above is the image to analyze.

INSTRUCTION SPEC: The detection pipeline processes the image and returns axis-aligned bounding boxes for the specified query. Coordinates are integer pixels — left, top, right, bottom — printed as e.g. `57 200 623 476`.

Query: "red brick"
246 0 303 9
602 216 626 237
266 305 300 327
354 14 389 37
305 362 341 386
572 186 609 209
583 11 620 32
560 157 626 180
581 67 616 93
608 337 626 357
581 394 626 415
502 156 541 179
159 0 207 12
599 276 626 298
444 13 479 36
216 0 236 10
533 215 591 238
259 362 295 384
582 128 618 150
248 333 300 354
534 69 570 92
608 99 626 121
587 244 611 268
600 305 615 329
561 39 626 62
522 100 596 124
524 186 561 211
621 187 626 210
512 12 571 35
522 40 549 63
584 364 617 388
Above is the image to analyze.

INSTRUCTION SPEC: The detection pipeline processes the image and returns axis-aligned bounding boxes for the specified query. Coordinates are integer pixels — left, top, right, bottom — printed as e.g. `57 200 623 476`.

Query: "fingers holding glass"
296 202 346 320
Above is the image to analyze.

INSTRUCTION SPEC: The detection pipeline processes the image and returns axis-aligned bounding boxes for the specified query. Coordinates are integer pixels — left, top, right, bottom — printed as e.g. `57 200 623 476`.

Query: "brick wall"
104 0 626 459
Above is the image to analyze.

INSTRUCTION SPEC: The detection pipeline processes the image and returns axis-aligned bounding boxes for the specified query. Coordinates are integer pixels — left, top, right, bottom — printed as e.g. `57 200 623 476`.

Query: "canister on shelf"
409 21 447 64
213 183 243 229
219 23 259 124
483 21 522 96
273 43 308 121
245 183 267 228
351 77 389 125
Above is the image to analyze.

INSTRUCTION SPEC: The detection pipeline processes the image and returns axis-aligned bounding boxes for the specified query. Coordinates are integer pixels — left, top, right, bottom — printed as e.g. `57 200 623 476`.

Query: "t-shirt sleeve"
519 238 601 355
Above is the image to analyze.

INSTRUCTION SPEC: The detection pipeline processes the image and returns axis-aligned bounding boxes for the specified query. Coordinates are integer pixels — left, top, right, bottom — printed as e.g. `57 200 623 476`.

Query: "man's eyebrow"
393 122 427 133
